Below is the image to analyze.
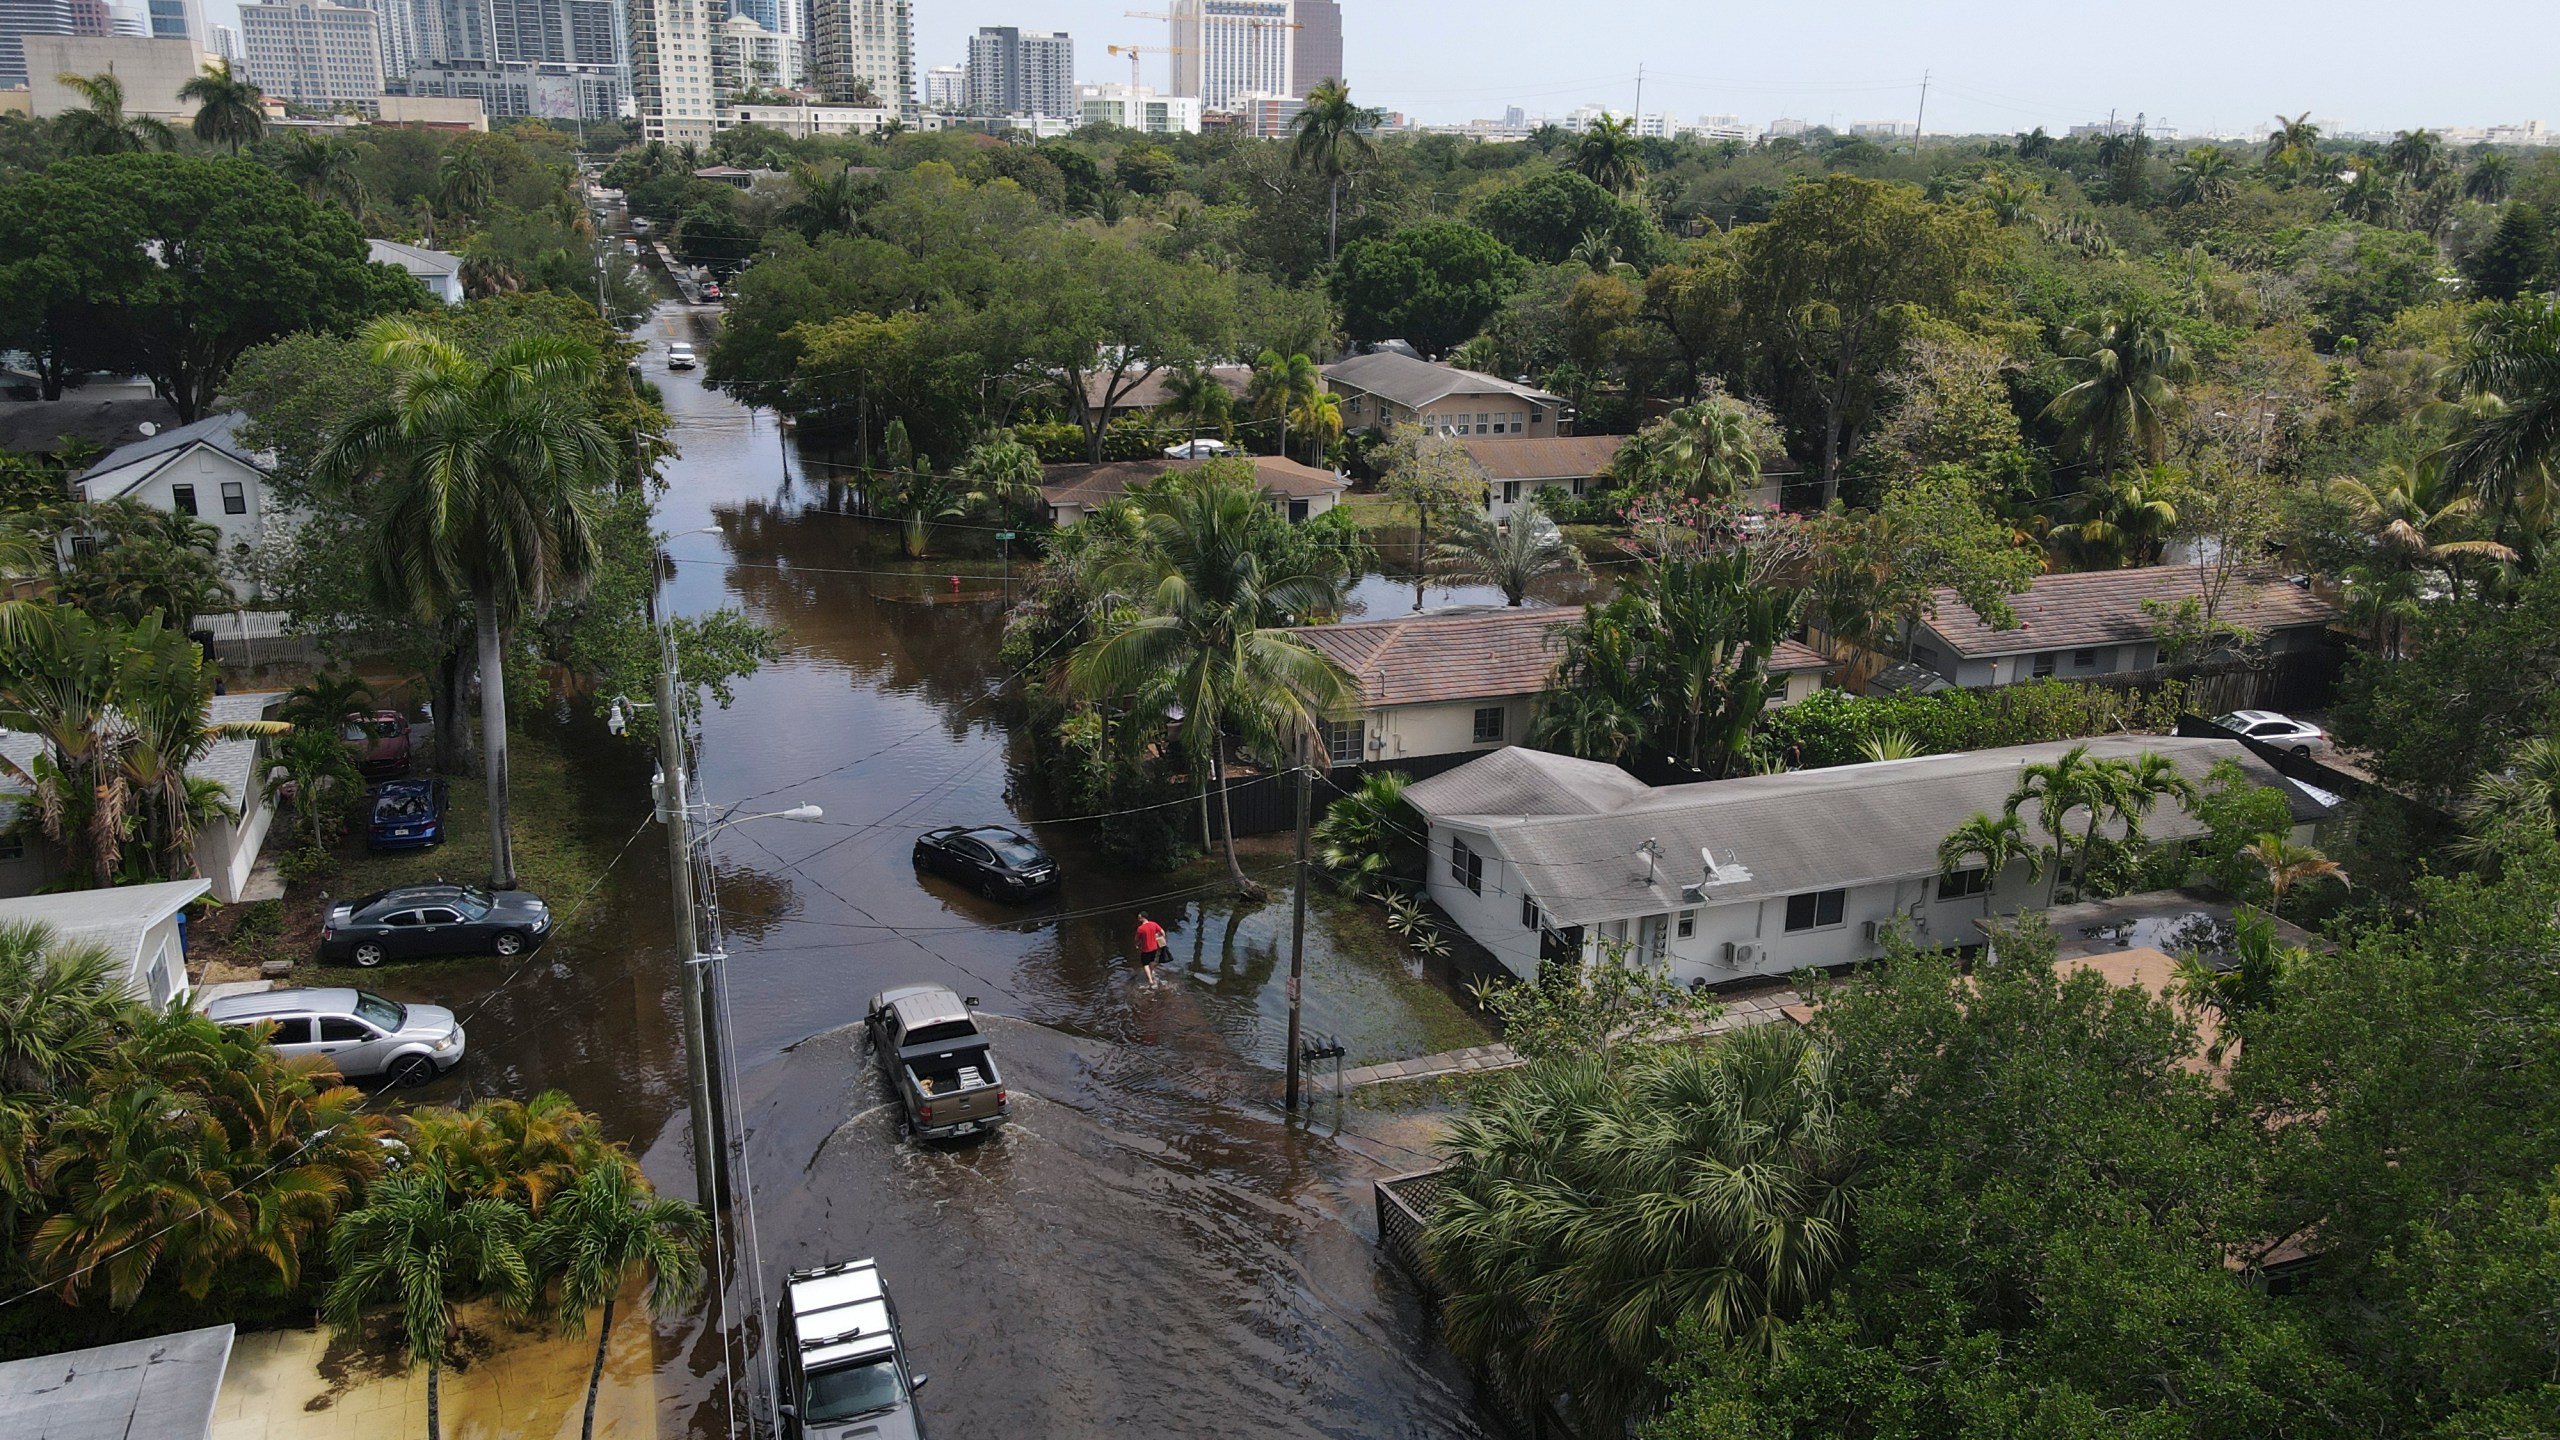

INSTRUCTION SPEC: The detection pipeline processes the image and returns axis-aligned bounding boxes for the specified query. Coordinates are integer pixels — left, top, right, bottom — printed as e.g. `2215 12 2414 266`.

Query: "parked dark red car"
342 711 412 780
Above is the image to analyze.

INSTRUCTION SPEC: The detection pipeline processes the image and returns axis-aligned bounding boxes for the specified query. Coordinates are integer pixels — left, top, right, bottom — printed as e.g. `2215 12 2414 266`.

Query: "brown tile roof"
1459 435 1627 482
1080 363 1253 412
1038 455 1349 511
1922 566 2337 658
1287 609 1834 709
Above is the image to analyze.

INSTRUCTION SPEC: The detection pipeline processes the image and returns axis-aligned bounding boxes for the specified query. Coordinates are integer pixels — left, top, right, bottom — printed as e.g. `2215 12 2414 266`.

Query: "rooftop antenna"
1638 837 1664 884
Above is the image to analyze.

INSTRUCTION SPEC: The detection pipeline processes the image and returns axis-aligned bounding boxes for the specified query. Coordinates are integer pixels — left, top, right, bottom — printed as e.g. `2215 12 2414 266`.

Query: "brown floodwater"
359 303 1505 1438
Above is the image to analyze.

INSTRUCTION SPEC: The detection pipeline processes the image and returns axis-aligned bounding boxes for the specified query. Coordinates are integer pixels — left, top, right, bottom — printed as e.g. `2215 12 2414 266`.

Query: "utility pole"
1632 63 1642 124
655 622 722 1209
1913 68 1929 147
1282 738 1313 1111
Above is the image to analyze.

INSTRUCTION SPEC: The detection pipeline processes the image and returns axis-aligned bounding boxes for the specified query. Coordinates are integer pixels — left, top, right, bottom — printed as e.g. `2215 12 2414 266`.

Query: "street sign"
995 531 1016 540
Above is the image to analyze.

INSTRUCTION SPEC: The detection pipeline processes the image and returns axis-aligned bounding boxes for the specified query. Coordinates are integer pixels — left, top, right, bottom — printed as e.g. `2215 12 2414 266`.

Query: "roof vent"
137 422 157 437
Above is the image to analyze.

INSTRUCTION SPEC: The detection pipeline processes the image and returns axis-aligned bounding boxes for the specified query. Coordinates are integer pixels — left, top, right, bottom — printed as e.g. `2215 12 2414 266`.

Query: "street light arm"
693 804 826 842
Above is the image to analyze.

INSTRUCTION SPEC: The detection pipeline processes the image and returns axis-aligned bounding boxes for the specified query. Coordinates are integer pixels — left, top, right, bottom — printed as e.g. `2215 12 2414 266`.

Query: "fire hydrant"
949 575 961 593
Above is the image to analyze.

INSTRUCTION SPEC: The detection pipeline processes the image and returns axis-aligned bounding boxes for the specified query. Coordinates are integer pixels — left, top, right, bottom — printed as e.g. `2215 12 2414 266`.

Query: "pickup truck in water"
865 983 1009 1140
775 1258 929 1439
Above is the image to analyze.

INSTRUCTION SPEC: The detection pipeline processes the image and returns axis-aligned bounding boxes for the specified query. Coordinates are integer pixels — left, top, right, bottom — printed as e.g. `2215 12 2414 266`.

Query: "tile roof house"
75 413 286 570
1080 363 1254 425
1911 566 2339 689
366 238 464 304
1040 455 1349 527
1287 608 1832 769
1404 735 2338 985
1322 352 1570 440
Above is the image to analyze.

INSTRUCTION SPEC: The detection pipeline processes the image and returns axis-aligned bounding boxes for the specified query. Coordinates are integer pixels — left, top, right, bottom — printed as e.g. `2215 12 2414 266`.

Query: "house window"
0 833 21 862
1521 895 1540 929
2072 648 2097 669
1911 644 1941 670
1472 706 1505 743
171 484 198 516
1937 868 1990 900
1475 413 1489 434
1783 888 1847 932
1500 481 1521 505
1530 407 1545 424
1676 910 1695 938
221 481 246 515
1321 719 1363 766
1450 836 1482 894
70 535 96 558
2032 652 2058 677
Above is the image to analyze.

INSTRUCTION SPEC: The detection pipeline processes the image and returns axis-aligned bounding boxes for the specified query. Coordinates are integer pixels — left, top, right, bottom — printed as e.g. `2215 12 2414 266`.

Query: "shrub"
277 846 337 886
1755 679 2190 771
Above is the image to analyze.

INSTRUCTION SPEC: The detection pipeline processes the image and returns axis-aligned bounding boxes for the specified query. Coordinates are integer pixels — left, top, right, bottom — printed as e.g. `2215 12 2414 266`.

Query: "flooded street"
374 302 1499 1438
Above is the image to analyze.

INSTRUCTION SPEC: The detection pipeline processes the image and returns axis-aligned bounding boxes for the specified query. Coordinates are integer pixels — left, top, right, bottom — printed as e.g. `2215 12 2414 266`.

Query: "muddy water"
380 303 1499 1438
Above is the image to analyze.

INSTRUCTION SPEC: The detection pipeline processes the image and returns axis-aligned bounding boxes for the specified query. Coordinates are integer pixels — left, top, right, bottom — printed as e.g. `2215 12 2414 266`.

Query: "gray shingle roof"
0 1323 233 1440
1923 566 2337 658
196 692 286 805
1406 737 2335 926
77 411 264 488
0 396 183 457
1321 351 1565 411
0 878 211 975
366 237 463 276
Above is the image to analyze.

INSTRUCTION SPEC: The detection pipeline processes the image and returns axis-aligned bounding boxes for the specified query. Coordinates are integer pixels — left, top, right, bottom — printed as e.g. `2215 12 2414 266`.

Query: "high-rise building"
961 25 1070 120
394 57 624 116
714 10 795 98
140 0 196 43
807 0 908 114
208 19 236 54
0 0 76 87
1288 0 1336 95
1168 0 1289 111
627 0 720 140
238 0 386 107
922 60 960 109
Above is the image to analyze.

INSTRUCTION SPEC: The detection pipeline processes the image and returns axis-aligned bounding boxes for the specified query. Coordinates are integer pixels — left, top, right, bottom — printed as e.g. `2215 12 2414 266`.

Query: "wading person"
1134 911 1167 988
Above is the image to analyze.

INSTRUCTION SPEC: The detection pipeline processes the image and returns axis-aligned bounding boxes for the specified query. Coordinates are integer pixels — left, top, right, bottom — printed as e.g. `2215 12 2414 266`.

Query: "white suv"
666 342 697 370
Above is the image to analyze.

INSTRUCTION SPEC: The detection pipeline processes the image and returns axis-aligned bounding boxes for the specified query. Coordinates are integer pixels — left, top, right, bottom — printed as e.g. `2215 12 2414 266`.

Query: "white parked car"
2214 709 2326 755
1164 437 1231 459
666 342 697 370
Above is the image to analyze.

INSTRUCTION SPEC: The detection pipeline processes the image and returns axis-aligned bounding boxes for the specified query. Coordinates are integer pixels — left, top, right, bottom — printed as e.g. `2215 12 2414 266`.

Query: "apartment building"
962 24 1071 120
239 0 386 108
1168 0 1288 110
807 0 909 114
627 0 718 140
1076 80 1200 133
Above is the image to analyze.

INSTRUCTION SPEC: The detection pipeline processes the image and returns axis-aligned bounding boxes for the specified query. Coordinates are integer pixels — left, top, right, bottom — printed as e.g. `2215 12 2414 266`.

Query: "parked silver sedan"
204 987 466 1087
2214 709 2327 755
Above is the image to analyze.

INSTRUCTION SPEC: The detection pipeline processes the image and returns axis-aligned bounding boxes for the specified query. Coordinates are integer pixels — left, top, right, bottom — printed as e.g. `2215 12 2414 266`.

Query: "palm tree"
957 430 1043 522
2169 146 2239 206
1287 390 1343 467
2441 298 2560 533
2386 128 2447 187
1425 1023 1854 1434
2042 298 2190 488
1311 771 1421 897
1432 497 1589 605
2335 162 2399 226
2242 834 2346 916
2005 743 2109 905
1067 470 1353 896
457 254 523 300
531 1162 707 1440
1287 79 1382 263
2015 126 2055 162
2328 462 2515 603
1977 171 2042 226
1245 350 1321 461
437 148 493 222
783 161 866 236
30 1081 244 1307
113 619 289 879
2264 112 2322 176
50 72 174 155
2465 152 2515 204
275 133 363 211
1637 400 1764 502
1936 812 2045 914
324 1165 535 1440
2454 738 2560 860
1156 364 1236 445
178 59 264 153
317 318 612 891
2051 471 2181 569
0 607 128 885
408 1091 633 1216
1573 112 1645 195
0 920 128 1095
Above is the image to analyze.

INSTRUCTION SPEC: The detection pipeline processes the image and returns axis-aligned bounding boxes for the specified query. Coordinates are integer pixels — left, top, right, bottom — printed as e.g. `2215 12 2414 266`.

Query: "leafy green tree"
1804 467 2037 663
2169 145 2240 205
2464 200 2554 302
319 318 610 890
1377 422 1480 610
2442 296 2560 529
177 60 264 154
324 1165 534 1440
1287 79 1382 263
1427 1023 1854 1434
1433 495 1589 605
271 133 363 211
1535 550 1801 777
49 72 172 156
34 500 235 631
1472 169 1655 267
530 1161 707 1440
1332 222 1530 356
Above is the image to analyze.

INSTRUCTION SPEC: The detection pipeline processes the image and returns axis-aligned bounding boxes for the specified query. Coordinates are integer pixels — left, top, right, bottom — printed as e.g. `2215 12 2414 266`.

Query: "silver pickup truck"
776 1258 929 1440
865 984 1009 1140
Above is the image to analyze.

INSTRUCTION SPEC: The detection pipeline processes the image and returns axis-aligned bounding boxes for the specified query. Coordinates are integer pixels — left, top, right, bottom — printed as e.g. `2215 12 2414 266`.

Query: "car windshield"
353 992 406 1030
803 1357 903 1423
2212 713 2250 729
454 889 493 920
340 722 369 742
369 718 404 738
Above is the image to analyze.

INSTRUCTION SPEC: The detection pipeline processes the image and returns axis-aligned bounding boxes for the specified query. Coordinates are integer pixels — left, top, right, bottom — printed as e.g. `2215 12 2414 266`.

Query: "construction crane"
1106 42 1186 92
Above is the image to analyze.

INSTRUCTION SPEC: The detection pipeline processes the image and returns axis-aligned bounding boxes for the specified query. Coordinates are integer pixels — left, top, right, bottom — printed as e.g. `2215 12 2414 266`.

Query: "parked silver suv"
204 987 466 1088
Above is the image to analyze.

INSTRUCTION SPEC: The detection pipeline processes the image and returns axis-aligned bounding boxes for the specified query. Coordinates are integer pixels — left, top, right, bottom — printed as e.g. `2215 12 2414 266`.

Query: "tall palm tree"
1573 112 1645 195
2242 834 2347 916
1286 79 1382 263
2169 146 2239 206
2264 112 2322 176
2441 297 2560 533
1936 812 2046 915
1068 470 1353 895
2386 128 2447 187
324 1165 535 1440
2042 298 2191 488
783 161 866 236
1156 364 1236 445
2004 743 2109 905
2454 737 2560 860
2052 471 2181 569
2328 462 2515 600
50 72 174 155
317 318 612 891
113 618 289 879
1432 497 1589 605
1245 350 1321 461
178 59 265 154
2465 152 2515 204
1426 1024 1854 1434
531 1162 708 1440
2015 126 2055 162
437 147 493 222
274 133 363 211
0 606 139 885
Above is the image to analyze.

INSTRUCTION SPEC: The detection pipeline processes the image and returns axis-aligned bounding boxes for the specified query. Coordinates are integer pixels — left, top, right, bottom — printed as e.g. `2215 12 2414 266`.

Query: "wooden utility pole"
1283 737 1313 1110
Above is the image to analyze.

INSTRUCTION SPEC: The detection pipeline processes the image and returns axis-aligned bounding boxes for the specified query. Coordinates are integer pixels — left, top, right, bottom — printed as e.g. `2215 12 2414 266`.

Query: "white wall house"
0 878 212 1006
1911 566 2338 689
1290 608 1833 769
75 413 285 567
366 239 464 304
1403 737 2339 987
1323 352 1571 440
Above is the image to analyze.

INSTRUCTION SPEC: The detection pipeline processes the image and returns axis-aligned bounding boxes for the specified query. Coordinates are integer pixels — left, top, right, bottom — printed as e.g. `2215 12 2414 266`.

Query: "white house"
0 878 212 1007
75 412 284 562
1040 455 1349 528
1289 607 1833 770
366 238 465 304
1403 736 2338 987
1459 434 1793 521
1910 566 2339 688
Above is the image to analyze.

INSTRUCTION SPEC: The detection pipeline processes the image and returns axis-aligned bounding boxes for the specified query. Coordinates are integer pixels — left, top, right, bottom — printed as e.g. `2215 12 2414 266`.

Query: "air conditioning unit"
1860 920 1879 942
1724 942 1759 966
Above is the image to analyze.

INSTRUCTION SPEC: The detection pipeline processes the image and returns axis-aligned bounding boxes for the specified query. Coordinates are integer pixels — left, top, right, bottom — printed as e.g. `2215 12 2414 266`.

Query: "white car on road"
666 342 697 371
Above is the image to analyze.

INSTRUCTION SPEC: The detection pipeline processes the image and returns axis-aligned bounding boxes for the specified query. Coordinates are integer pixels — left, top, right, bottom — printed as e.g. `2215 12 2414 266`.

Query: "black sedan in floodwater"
321 884 553 967
912 824 1059 901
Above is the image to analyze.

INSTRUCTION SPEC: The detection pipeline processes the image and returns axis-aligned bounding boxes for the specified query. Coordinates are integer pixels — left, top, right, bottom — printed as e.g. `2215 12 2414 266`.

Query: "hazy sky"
192 0 2559 139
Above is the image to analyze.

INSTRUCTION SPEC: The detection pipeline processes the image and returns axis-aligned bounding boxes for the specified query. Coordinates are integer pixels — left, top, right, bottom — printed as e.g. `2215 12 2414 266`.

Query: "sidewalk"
1323 986 1803 1092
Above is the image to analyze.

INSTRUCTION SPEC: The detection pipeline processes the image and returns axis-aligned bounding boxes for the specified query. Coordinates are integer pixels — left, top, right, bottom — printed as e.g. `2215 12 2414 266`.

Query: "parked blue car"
367 779 448 850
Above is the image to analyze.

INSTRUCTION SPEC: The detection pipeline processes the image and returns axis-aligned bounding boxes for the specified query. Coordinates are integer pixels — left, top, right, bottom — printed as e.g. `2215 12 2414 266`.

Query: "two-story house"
1404 735 2337 987
1321 352 1571 440
75 413 284 564
1909 566 2339 688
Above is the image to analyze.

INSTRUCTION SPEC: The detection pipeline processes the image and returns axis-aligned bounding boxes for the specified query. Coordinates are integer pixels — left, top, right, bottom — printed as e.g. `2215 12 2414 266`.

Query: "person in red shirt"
1134 912 1167 988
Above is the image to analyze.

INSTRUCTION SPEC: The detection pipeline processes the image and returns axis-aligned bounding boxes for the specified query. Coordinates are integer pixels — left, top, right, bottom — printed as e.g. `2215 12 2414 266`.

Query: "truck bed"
901 1043 1004 1133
